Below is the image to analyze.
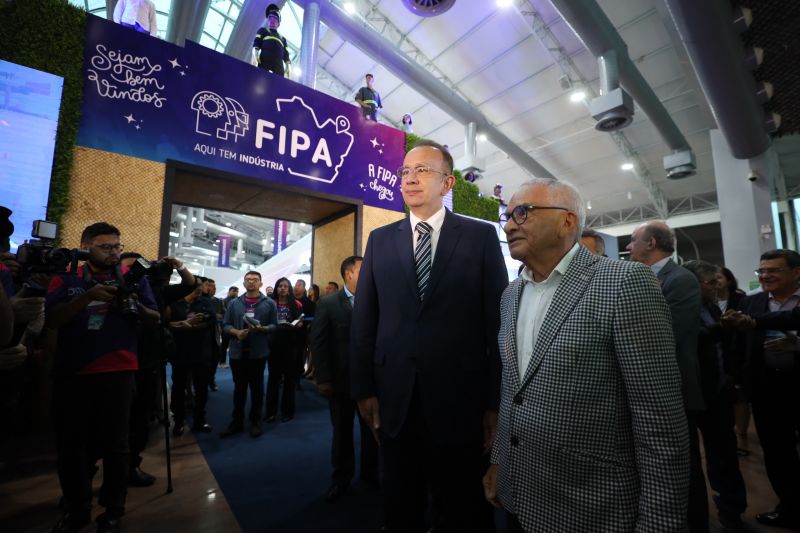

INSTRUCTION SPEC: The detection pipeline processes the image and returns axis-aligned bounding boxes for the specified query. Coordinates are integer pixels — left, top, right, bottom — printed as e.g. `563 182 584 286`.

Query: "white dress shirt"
649 256 670 276
516 243 580 377
409 205 446 263
113 0 158 37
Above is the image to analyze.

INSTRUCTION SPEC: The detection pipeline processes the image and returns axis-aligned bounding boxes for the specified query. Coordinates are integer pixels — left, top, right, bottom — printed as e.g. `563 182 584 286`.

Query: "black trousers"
230 357 267 423
129 367 158 469
219 334 230 366
171 362 209 425
687 412 710 533
380 383 494 533
266 348 296 418
697 385 747 518
53 371 135 518
329 391 378 485
751 369 800 515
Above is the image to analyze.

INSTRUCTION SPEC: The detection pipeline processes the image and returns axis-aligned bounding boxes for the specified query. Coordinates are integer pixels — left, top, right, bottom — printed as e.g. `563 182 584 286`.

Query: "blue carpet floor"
191 367 383 533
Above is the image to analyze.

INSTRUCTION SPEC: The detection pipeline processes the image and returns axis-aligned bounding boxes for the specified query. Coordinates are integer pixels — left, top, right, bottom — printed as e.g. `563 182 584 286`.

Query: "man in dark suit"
351 139 508 533
731 249 800 530
627 220 706 532
311 255 378 502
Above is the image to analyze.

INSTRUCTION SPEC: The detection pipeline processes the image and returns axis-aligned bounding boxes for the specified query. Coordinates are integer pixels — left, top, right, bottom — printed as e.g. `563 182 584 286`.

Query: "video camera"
106 257 174 318
16 220 89 279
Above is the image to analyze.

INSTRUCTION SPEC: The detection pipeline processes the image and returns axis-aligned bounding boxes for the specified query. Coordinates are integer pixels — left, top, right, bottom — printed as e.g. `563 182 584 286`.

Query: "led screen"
0 59 64 251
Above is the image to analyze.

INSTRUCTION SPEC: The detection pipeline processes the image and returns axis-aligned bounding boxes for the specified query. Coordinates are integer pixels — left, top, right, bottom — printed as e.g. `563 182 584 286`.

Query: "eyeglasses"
92 243 123 253
701 279 721 287
397 165 449 181
754 267 788 277
500 204 569 226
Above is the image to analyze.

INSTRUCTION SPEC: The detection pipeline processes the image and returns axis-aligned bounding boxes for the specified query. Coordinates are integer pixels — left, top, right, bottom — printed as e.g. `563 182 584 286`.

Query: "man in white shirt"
484 180 689 532
113 0 158 37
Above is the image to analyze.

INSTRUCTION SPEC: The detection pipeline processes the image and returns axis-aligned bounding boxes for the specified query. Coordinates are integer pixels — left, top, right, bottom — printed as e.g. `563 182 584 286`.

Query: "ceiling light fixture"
225 222 232 227
343 2 356 15
621 162 634 171
586 200 592 210
294 66 302 78
569 90 586 103
627 191 633 200
496 0 514 7
478 133 488 142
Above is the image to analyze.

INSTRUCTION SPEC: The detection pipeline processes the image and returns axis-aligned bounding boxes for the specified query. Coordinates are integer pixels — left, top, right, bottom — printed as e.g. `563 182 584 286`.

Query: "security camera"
748 170 759 182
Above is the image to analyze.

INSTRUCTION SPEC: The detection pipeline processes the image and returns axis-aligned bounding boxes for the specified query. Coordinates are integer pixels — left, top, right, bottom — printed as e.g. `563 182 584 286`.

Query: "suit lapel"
420 210 461 310
656 258 674 284
394 218 420 301
507 278 525 390
520 247 598 386
337 289 352 313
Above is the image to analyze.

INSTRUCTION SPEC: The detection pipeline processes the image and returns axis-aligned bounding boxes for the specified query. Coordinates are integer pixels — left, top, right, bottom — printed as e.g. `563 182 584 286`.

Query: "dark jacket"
657 259 705 411
223 294 277 360
351 209 508 446
311 289 353 391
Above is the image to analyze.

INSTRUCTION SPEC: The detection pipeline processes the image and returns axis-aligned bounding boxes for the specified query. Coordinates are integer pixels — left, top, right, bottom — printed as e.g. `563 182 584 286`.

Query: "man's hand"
85 284 118 302
160 256 183 270
0 252 20 277
482 464 502 508
764 332 799 352
10 296 45 323
318 382 334 398
721 310 755 331
186 314 205 326
357 396 381 445
234 328 249 341
483 410 498 452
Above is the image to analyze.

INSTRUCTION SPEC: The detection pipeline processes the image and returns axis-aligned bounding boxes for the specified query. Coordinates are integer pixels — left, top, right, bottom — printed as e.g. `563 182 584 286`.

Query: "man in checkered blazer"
483 179 690 532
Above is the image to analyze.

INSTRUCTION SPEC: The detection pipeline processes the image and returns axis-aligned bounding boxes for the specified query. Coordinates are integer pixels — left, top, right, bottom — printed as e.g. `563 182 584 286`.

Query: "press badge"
87 301 109 330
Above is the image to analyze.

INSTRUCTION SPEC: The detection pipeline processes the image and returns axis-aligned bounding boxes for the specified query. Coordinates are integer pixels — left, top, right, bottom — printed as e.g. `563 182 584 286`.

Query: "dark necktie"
415 222 432 300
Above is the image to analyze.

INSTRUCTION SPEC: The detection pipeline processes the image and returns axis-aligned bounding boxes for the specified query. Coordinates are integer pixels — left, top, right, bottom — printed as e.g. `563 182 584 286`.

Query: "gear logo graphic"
191 90 249 142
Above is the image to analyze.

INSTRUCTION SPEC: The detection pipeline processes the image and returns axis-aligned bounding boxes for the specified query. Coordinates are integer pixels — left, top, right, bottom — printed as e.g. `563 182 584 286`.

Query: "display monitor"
0 59 64 251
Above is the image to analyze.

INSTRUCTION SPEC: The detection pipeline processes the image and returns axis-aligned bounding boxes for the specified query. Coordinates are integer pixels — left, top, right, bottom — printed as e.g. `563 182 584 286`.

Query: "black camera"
113 257 174 318
16 220 89 282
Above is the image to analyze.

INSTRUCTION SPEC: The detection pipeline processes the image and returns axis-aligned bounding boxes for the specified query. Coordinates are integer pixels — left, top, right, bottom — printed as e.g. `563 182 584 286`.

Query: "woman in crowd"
301 284 321 379
265 277 304 423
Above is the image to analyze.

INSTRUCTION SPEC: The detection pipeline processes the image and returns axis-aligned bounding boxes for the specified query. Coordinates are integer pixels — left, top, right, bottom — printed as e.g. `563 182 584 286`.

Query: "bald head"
627 220 675 265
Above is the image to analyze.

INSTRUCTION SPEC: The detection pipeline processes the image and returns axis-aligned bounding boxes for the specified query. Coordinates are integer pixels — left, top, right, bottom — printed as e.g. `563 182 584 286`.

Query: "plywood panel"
360 205 405 255
312 212 355 288
63 147 164 258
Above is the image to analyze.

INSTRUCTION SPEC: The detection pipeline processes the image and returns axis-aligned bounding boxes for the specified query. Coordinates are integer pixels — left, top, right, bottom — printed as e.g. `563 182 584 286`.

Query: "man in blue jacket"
220 271 278 438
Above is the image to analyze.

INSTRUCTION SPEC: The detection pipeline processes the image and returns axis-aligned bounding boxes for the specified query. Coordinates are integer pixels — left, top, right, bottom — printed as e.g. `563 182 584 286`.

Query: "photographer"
46 223 159 533
167 282 215 435
119 252 196 487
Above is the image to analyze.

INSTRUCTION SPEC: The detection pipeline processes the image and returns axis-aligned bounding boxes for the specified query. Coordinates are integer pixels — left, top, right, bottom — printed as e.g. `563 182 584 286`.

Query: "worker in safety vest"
252 3 291 77
355 73 382 122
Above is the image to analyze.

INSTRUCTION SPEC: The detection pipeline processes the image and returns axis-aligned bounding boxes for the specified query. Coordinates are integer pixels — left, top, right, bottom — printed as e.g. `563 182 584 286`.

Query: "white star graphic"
180 71 186 76
359 183 365 189
168 58 181 69
370 137 379 148
378 149 383 154
134 124 141 130
124 114 135 123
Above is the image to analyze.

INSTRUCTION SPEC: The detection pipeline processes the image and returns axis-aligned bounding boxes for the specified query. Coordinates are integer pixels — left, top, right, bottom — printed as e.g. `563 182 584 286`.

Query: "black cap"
266 3 281 21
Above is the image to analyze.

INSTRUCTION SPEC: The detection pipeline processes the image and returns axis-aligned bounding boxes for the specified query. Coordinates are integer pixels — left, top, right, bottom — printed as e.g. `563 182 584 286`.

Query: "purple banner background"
76 16 404 212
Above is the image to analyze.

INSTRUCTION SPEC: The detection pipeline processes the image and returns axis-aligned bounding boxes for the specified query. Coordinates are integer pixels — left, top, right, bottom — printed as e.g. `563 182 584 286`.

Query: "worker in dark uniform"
355 73 382 122
252 4 291 77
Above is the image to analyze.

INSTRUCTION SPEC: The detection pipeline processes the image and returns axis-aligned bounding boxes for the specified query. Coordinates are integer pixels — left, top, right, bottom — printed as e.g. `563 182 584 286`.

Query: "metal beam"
166 0 210 46
519 0 669 217
292 0 556 180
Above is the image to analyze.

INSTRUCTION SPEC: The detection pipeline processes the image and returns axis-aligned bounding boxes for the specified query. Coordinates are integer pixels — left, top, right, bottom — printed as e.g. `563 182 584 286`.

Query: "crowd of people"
2 139 800 533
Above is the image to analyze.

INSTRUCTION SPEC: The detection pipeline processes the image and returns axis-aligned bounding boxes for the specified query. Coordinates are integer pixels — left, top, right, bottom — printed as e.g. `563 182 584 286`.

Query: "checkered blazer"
492 247 690 532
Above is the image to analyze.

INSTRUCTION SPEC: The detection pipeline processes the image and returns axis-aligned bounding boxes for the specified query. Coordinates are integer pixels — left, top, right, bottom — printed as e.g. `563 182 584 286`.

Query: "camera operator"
0 206 48 434
119 252 196 487
46 223 159 533
166 282 216 435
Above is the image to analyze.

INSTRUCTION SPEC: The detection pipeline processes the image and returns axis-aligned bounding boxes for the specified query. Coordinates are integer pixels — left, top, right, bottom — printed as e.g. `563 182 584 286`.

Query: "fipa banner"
77 15 404 211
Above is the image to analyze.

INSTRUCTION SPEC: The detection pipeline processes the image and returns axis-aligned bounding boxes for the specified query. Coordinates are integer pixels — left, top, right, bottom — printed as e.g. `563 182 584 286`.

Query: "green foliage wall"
0 0 86 241
404 134 499 222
